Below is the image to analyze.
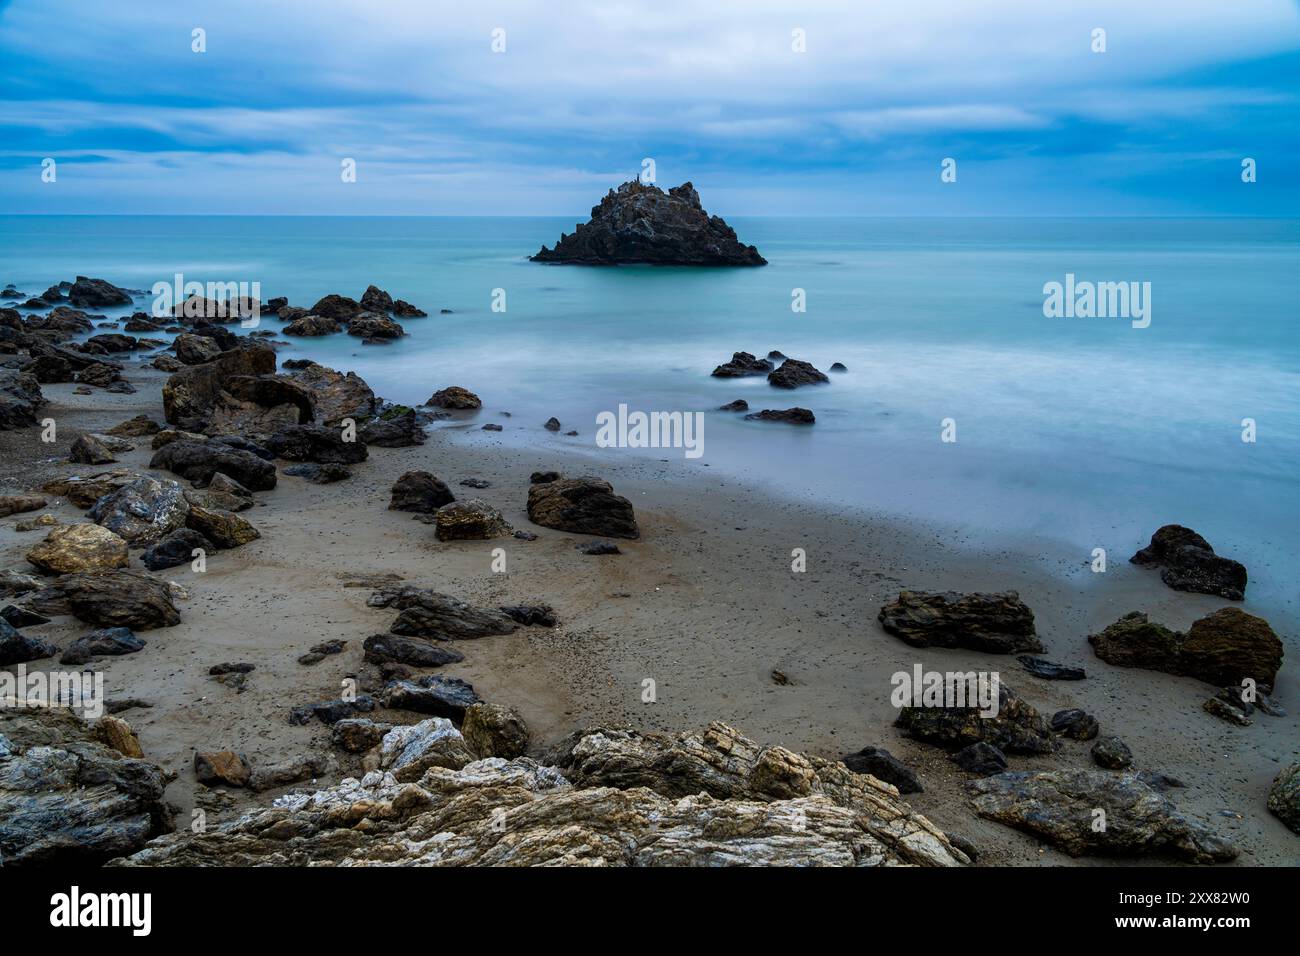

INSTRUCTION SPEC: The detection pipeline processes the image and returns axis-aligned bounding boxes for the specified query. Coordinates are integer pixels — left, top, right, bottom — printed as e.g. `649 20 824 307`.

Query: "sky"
1 0 1297 216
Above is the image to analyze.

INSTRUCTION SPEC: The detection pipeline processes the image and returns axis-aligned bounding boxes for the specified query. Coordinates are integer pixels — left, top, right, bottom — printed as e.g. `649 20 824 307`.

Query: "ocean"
3 215 1297 621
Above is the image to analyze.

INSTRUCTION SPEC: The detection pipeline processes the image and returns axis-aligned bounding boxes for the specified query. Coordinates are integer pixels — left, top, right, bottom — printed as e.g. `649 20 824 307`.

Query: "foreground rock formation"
531 181 766 266
878 590 1043 654
115 722 965 866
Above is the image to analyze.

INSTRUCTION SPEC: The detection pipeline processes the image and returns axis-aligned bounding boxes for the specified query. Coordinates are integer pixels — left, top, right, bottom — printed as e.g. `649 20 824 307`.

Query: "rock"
383 675 482 720
60 627 146 665
266 424 367 464
115 720 972 867
362 633 466 668
392 299 426 317
296 639 346 665
718 399 749 411
434 499 511 541
360 409 425 447
498 605 557 627
711 352 773 377
0 617 58 665
389 471 455 513
173 333 222 365
0 494 46 518
0 570 45 598
161 342 277 433
895 684 1058 755
530 470 560 484
1092 736 1134 769
1202 696 1252 726
458 478 491 489
1130 524 1247 600
88 476 190 547
43 471 142 508
347 313 404 339
150 439 278 491
745 407 815 424
185 505 260 549
0 706 170 864
840 746 922 793
0 368 45 430
768 358 829 389
532 180 766 266
829 362 847 372
105 414 162 437
283 462 352 483
380 718 477 781
359 285 394 312
94 715 144 758
68 276 132 308
878 590 1042 654
140 528 212 571
1266 763 1300 834
331 718 392 754
1017 656 1086 680
461 703 530 759
386 588 520 640
481 423 502 431
27 524 129 573
526 475 639 539
24 569 180 630
578 540 622 555
1088 608 1283 689
968 769 1238 863
282 314 341 336
308 294 362 321
1050 709 1100 740
15 514 59 532
1 605 51 628
150 428 205 450
426 386 481 410
952 742 1008 775
69 433 117 465
248 755 330 793
543 416 561 432
75 363 123 388
26 354 74 384
194 750 251 788
288 696 376 726
85 333 138 353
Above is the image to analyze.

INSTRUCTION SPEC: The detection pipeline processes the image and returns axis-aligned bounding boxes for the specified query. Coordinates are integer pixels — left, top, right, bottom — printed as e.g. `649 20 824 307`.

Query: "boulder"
59 626 146 665
24 569 180 630
88 476 190 547
266 424 367 464
69 433 117 465
282 315 340 336
1091 736 1134 769
282 462 351 483
1267 763 1300 834
150 440 277 491
141 528 213 571
382 675 481 720
531 181 766 266
288 695 376 726
173 333 222 365
247 755 330 793
359 285 394 312
434 499 512 541
952 742 1008 775
385 588 520 640
67 276 132 308
1 605 51 628
878 590 1042 654
389 471 455 513
194 750 251 787
94 715 145 758
161 343 277 433
0 617 58 665
426 386 481 410
85 333 137 353
105 414 162 438
307 294 362 321
42 470 141 509
26 524 129 573
0 368 47 430
711 351 773 377
461 703 530 759
0 494 46 518
1049 709 1100 740
362 633 465 668
330 718 392 754
75 363 122 388
968 769 1238 863
347 313 404 339
839 745 922 793
186 505 260 549
745 407 815 424
280 361 377 425
1017 656 1086 680
719 399 749 412
526 475 639 539
894 684 1058 755
392 299 426 317
1130 525 1247 600
768 358 829 389
361 408 425 447
379 718 477 781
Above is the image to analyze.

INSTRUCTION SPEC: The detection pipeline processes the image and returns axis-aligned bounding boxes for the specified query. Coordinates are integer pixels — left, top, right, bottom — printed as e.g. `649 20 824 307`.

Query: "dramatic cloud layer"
1 0 1297 214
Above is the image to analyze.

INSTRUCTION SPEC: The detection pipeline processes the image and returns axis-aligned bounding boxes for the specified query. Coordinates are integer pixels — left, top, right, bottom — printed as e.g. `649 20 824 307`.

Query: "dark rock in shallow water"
952 742 1008 775
1050 709 1100 741
544 416 561 431
481 423 502 431
347 312 404 339
527 475 639 539
282 314 340 337
745 407 814 425
68 276 132 309
459 478 490 489
363 633 465 668
712 351 773 378
60 626 146 665
829 362 847 372
531 180 766 266
840 746 922 793
1091 736 1133 769
358 285 393 312
426 386 481 410
1017 656 1086 680
1130 524 1247 600
768 358 829 389
718 399 748 412
879 590 1042 654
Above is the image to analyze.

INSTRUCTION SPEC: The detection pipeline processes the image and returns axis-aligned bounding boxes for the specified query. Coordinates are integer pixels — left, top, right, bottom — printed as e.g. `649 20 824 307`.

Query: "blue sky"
1 0 1297 216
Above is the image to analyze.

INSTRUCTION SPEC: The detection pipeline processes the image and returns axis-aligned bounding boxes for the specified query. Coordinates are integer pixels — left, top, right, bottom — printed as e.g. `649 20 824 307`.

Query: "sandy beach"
2 360 1293 866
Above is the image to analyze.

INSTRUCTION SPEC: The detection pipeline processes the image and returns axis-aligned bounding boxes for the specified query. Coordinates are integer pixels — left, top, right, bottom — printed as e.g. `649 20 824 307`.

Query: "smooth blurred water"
3 215 1297 617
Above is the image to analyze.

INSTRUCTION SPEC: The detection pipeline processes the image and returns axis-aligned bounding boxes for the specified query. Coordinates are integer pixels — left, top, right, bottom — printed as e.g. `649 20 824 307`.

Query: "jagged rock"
68 276 132 308
383 676 481 720
189 471 254 512
878 590 1042 654
711 351 773 377
308 294 362 321
1018 656 1086 680
745 407 815 424
952 742 1008 775
1092 736 1134 769
1202 696 1252 726
0 570 44 599
386 588 519 640
173 333 221 365
24 569 180 630
526 475 639 539
194 750 251 787
359 285 394 312
88 476 190 547
426 386 481 410
362 633 465 668
150 440 277 491
1 605 50 628
248 755 330 792
75 363 123 388
186 504 259 549
719 399 749 412
462 703 529 759
968 769 1238 863
1050 709 1100 740
532 181 766 266
768 358 829 389
389 471 454 513
105 414 162 438
331 718 393 754
0 368 46 430
141 528 212 571
26 353 74 383
434 499 511 541
840 746 922 793
895 684 1058 754
280 360 377 426
288 696 376 726
150 428 205 450
69 433 117 465
361 409 425 447
161 343 277 432
348 313 404 339
1130 524 1247 600
0 617 58 665
1088 608 1283 689
1267 763 1300 834
0 494 46 518
283 314 340 336
266 424 367 464
26 524 129 573
0 706 170 865
94 715 144 758
392 299 426 317
380 718 476 781
60 627 146 665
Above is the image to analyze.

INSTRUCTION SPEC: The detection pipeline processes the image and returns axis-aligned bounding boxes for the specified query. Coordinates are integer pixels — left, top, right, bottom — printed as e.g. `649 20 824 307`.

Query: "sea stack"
531 180 766 266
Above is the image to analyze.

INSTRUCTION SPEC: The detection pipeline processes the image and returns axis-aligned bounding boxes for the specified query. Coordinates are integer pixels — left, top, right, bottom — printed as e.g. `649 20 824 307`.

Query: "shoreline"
1 357 1296 866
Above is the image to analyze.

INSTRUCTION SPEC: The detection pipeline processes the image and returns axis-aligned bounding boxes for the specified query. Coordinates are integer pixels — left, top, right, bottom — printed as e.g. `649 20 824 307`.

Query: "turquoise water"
3 215 1297 621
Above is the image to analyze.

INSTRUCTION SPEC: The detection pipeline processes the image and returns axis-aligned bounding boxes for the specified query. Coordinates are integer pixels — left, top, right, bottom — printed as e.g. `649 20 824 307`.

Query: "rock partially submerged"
745 407 815 425
1130 524 1247 600
711 351 772 378
768 358 829 389
532 181 766 267
878 590 1042 654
